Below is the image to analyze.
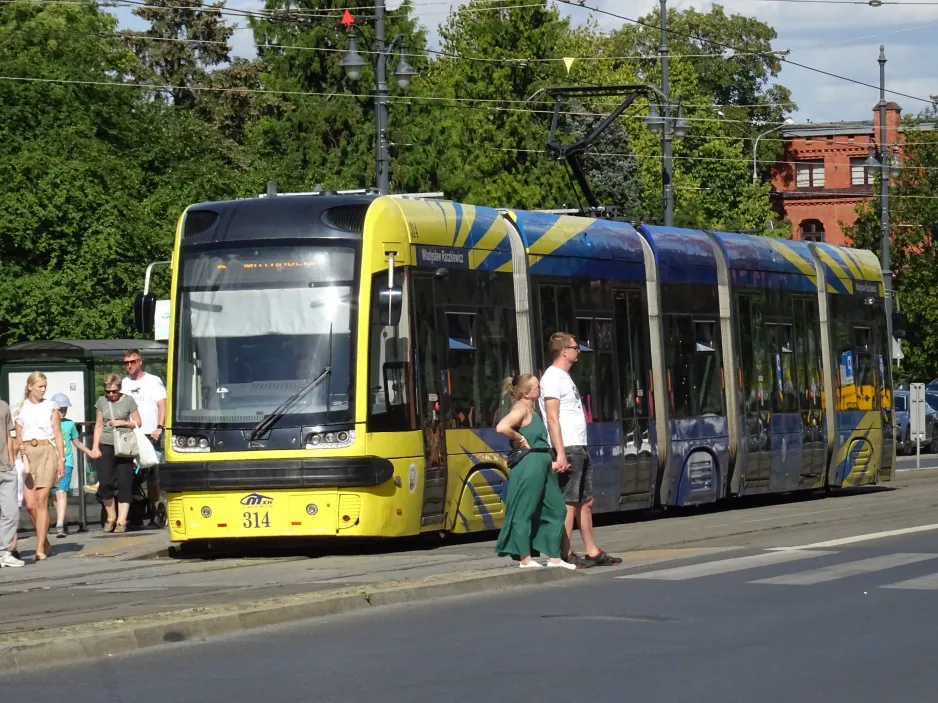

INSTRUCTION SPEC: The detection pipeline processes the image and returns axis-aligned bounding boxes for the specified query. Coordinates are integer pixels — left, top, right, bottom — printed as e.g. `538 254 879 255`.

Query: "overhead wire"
554 0 938 107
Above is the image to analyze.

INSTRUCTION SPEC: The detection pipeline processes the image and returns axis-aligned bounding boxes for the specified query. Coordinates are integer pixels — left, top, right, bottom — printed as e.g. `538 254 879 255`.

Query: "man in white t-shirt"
122 348 166 525
540 332 621 569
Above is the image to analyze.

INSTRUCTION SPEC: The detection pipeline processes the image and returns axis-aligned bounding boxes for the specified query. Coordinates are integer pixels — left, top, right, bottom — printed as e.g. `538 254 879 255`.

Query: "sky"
112 0 938 124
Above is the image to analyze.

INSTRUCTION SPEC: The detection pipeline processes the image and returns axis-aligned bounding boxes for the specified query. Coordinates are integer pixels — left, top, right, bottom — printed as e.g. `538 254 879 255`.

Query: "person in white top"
121 349 166 524
540 332 621 569
15 372 65 561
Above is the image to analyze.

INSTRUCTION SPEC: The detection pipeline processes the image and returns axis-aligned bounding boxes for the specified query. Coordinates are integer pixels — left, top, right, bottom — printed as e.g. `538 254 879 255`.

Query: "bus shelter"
0 339 167 530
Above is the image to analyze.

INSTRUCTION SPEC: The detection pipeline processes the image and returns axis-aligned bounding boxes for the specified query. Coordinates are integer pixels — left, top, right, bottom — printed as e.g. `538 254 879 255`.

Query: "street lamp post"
643 0 688 226
340 0 416 194
752 118 794 183
864 46 901 359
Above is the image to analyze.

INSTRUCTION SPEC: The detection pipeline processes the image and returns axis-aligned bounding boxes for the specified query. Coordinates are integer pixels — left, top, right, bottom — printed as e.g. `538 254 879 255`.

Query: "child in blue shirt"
51 393 92 538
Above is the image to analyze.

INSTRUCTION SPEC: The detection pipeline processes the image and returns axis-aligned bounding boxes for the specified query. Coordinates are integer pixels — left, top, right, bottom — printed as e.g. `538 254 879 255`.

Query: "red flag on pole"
341 9 355 30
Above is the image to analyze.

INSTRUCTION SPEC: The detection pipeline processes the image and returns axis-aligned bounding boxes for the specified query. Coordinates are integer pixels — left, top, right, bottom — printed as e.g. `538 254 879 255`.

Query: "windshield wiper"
248 366 331 441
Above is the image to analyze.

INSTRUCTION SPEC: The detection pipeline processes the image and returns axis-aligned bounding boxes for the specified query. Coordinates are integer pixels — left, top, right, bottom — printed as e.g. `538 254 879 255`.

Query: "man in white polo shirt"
540 332 621 569
121 348 166 526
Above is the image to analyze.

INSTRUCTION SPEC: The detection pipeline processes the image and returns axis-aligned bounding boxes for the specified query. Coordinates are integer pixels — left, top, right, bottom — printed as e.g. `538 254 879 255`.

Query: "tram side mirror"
892 311 908 340
134 292 157 335
378 284 402 327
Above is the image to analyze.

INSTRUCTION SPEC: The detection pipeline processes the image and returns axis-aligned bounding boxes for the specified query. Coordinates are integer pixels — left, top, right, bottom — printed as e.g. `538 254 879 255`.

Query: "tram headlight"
173 434 210 453
305 430 355 449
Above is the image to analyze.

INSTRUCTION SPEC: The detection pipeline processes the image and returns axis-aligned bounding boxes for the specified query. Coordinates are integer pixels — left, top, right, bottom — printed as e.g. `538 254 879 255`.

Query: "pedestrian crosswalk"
616 549 938 590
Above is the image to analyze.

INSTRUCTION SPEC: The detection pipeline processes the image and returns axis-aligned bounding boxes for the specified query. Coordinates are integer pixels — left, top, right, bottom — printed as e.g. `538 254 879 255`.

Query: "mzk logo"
240 493 274 506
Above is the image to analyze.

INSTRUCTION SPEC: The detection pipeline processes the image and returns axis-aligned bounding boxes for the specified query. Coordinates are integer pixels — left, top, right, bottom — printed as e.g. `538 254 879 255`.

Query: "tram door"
736 294 772 488
613 288 655 504
876 318 895 480
411 275 450 527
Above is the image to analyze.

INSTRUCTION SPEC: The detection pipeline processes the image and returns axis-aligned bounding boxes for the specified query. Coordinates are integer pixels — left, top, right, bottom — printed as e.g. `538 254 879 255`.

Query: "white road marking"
882 572 938 590
616 550 832 581
752 553 938 586
767 523 938 551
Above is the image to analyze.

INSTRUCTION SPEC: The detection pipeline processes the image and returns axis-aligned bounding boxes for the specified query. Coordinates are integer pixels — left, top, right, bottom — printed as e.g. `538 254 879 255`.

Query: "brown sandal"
114 523 127 534
103 521 116 533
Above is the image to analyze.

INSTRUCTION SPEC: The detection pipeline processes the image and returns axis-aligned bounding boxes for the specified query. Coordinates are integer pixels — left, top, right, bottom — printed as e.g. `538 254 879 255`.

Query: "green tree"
395 2 579 207
559 105 644 218
598 3 792 230
847 112 938 383
0 0 261 343
246 0 426 191
120 0 234 108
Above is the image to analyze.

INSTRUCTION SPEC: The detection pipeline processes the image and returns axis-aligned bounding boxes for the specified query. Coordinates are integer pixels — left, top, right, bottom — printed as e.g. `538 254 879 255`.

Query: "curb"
0 566 581 673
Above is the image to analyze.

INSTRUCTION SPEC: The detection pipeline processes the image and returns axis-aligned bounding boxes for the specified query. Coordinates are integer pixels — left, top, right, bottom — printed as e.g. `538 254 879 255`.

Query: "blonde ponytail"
502 373 537 402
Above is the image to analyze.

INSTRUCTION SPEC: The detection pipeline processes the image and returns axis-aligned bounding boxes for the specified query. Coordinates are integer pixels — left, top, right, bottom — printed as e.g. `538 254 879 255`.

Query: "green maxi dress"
495 413 566 560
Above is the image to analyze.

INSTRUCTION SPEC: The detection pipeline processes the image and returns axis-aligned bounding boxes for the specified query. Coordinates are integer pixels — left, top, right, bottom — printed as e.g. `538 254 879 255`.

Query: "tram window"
854 326 875 411
667 316 695 419
778 324 797 412
625 291 651 420
537 283 574 371
572 317 617 423
446 312 476 351
751 295 770 412
801 300 823 411
538 285 556 367
870 304 891 411
368 273 416 432
737 296 755 414
412 277 441 428
573 279 612 311
694 320 724 415
444 285 519 428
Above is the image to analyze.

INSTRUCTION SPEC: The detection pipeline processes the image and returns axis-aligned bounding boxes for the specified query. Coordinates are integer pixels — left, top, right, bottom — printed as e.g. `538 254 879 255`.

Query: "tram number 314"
243 511 271 529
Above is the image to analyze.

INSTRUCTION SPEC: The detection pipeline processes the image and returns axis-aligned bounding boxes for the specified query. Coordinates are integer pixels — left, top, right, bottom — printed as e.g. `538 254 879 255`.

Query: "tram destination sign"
854 280 880 297
415 245 469 269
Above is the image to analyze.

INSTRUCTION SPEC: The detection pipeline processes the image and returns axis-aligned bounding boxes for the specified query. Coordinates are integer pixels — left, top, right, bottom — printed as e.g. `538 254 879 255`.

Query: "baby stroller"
97 463 168 529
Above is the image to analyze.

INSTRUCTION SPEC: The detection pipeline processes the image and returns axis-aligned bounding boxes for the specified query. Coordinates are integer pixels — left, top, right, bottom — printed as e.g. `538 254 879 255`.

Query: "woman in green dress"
495 374 576 569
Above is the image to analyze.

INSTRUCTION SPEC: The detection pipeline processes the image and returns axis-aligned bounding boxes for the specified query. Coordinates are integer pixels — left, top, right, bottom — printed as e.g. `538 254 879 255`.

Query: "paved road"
5 521 938 700
896 452 938 471
4 471 938 640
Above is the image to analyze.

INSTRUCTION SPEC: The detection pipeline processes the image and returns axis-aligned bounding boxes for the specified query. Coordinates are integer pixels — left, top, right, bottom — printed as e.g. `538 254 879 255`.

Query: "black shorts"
557 445 592 504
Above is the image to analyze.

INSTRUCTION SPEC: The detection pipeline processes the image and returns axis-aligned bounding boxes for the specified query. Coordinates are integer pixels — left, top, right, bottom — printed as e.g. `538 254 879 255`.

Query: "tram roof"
637 226 718 284
711 231 816 275
182 194 378 245
512 210 644 263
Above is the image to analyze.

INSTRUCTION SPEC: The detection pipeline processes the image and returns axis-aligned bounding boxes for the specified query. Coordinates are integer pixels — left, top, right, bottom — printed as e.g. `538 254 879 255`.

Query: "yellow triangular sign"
563 57 575 74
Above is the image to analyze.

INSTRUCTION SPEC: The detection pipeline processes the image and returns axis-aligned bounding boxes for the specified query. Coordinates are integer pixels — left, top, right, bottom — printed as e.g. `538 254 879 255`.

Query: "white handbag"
108 401 139 458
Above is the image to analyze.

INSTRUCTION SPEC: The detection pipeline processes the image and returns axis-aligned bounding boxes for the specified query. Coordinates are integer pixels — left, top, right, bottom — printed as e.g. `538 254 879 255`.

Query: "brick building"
770 103 902 246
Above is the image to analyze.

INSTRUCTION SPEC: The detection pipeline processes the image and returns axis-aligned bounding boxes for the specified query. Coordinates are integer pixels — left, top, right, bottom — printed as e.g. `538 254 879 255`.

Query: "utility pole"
878 45 894 353
659 0 673 226
374 0 389 194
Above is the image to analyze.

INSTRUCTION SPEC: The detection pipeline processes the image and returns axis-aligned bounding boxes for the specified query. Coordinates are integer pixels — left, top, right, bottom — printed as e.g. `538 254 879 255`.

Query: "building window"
800 220 825 242
796 160 825 188
851 157 871 186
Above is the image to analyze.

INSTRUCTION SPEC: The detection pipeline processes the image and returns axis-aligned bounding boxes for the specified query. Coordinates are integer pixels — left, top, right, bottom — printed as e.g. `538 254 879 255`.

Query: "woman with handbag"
15 372 66 561
494 374 575 570
90 375 142 533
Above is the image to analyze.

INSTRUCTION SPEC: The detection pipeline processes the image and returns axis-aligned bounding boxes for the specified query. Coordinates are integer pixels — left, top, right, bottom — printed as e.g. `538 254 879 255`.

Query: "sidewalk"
2 472 936 672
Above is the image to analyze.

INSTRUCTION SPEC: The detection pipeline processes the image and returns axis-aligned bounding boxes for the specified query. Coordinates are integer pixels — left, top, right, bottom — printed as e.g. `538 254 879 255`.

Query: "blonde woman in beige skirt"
16 372 65 561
